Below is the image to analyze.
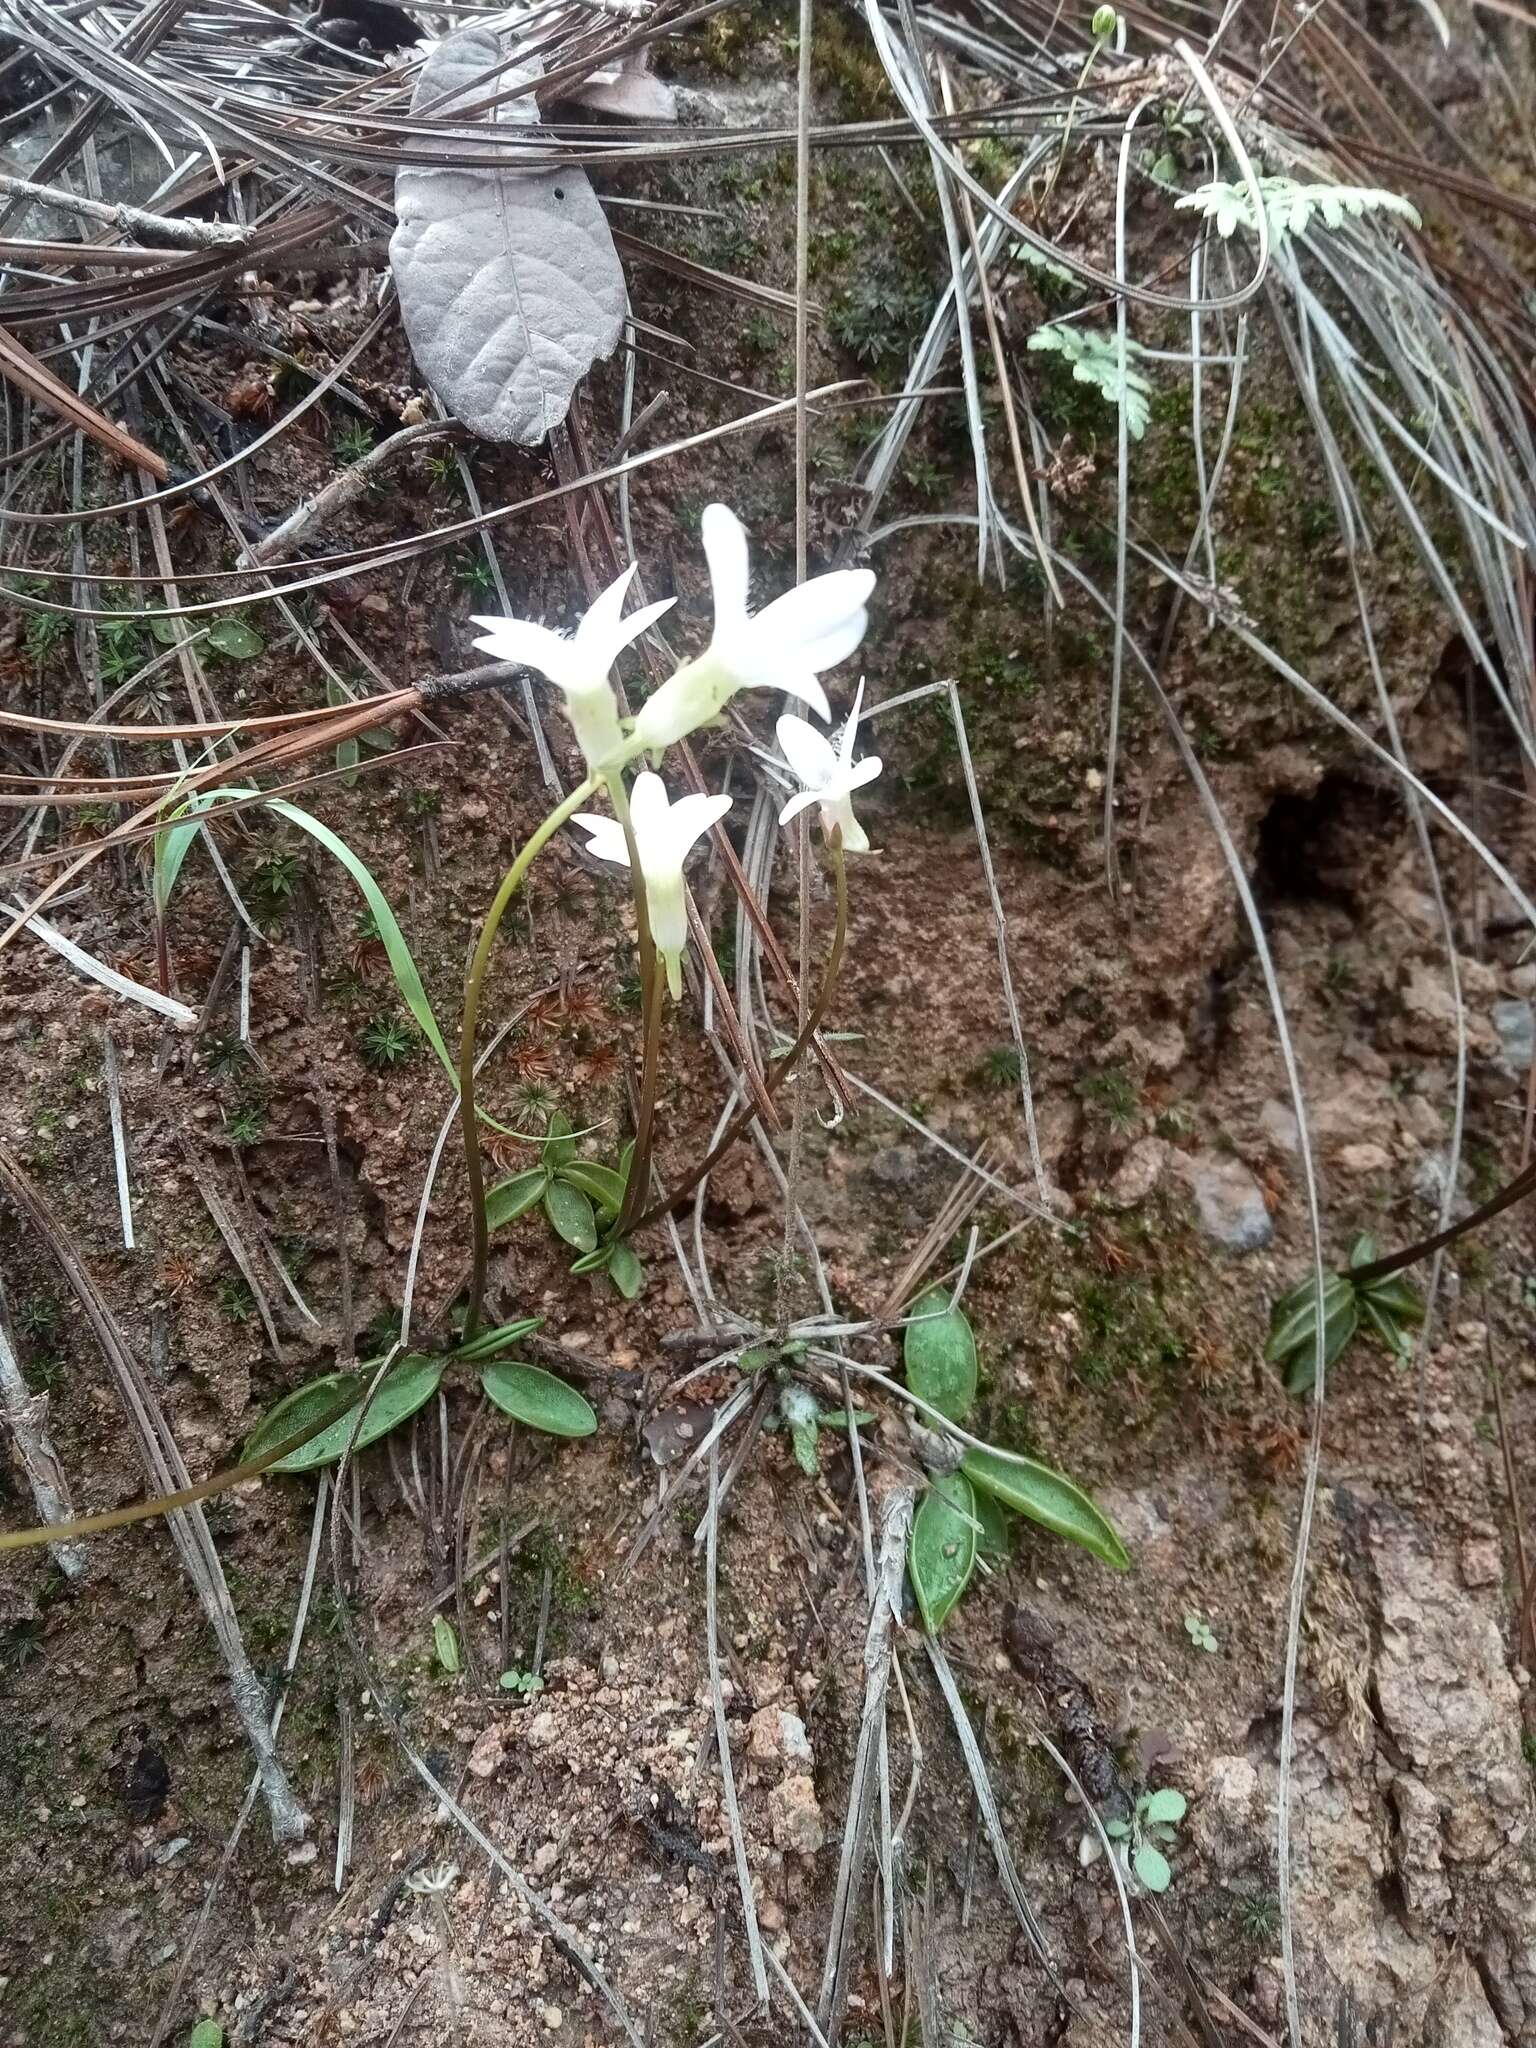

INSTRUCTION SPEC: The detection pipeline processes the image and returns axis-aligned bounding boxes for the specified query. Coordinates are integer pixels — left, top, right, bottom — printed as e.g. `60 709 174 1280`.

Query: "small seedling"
360 1017 417 1069
251 848 304 913
25 611 69 665
332 419 376 465
225 1099 266 1147
454 552 497 596
1098 1786 1187 1893
217 1276 255 1324
980 1044 1023 1090
1266 1234 1424 1393
498 1667 545 1697
485 1114 646 1300
1184 1611 1218 1653
432 1614 461 1675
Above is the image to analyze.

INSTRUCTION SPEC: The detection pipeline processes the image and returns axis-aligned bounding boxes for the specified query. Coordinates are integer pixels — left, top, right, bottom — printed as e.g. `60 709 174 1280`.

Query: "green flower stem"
607 768 663 1240
630 835 847 1236
460 774 597 1342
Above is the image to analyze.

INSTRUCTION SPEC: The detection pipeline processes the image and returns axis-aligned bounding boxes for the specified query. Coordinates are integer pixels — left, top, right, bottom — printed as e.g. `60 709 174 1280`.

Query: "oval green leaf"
607 1242 644 1300
904 1286 978 1422
1142 1787 1186 1826
243 1372 360 1467
962 1446 1129 1571
481 1361 597 1438
432 1614 460 1674
455 1313 544 1362
568 1245 610 1274
560 1160 626 1217
205 616 264 659
543 1178 597 1252
542 1112 576 1171
1283 1291 1358 1394
188 2026 225 2048
485 1168 548 1233
1133 1842 1171 1893
973 1486 1012 1560
909 1472 978 1633
255 1355 444 1474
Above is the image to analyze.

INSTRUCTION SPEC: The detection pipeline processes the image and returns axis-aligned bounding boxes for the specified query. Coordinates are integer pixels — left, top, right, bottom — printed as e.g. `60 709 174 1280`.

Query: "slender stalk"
460 776 596 1341
631 837 848 1235
606 770 663 1240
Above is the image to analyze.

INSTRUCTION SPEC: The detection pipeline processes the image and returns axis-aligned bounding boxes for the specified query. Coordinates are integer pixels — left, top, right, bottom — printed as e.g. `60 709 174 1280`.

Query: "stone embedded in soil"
1105 1135 1169 1207
1491 997 1534 1076
1338 1141 1392 1177
1177 1150 1273 1252
767 1773 825 1855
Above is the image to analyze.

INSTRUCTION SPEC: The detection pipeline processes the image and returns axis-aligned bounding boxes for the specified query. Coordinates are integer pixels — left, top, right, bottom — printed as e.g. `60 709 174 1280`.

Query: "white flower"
775 680 882 853
470 564 673 773
573 771 731 998
631 505 875 754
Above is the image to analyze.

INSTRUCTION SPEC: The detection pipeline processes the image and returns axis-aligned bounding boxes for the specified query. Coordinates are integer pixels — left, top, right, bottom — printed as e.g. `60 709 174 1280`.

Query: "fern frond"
1026 324 1152 440
1174 176 1421 249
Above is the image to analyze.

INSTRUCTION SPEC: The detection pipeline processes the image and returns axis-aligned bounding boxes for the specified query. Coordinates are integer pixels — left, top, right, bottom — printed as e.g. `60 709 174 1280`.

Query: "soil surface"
2 7 1535 2048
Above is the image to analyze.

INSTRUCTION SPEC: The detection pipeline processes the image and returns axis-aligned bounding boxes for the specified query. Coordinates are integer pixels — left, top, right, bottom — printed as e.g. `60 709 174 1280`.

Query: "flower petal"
838 678 867 771
572 813 629 867
468 616 577 686
701 504 750 633
751 570 874 671
628 770 671 857
775 713 839 793
777 787 820 826
665 791 733 862
846 753 883 790
574 563 638 652
774 670 832 722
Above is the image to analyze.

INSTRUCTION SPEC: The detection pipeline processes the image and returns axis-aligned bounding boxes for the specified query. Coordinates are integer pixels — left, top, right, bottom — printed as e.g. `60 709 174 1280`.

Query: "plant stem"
460 776 596 1342
1038 33 1107 218
630 836 847 1235
608 769 663 1239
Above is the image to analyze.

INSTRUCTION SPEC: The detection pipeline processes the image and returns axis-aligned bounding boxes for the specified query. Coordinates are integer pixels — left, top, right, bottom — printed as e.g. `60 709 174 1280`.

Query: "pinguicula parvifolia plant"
456 504 876 1341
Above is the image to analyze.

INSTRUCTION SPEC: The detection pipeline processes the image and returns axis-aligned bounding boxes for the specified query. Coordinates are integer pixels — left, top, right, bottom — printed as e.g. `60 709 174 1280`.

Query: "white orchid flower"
573 771 732 999
631 505 875 754
470 564 673 773
775 680 882 853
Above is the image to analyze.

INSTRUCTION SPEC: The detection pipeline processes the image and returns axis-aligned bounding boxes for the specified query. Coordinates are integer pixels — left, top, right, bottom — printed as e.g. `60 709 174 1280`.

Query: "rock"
1259 1099 1299 1153
1105 1022 1187 1076
1424 1955 1504 2048
466 1724 506 1779
533 1840 558 1876
768 1773 825 1855
1492 998 1533 1077
1459 1537 1502 1589
748 1706 812 1766
1190 1755 1261 1877
1338 1142 1392 1177
527 1711 559 1750
1178 1150 1272 1252
1105 1136 1169 1207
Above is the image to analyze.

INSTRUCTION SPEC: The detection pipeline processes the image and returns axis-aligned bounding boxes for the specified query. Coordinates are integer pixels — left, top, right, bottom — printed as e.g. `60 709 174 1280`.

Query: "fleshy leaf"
542 1113 576 1171
1141 1787 1186 1826
962 1447 1129 1571
543 1179 597 1252
560 1160 626 1216
903 1285 978 1421
433 1614 461 1673
481 1360 597 1437
607 1242 644 1300
1283 1291 1359 1394
908 1471 978 1633
485 1168 549 1233
972 1486 1012 1560
205 616 264 659
246 1355 444 1473
455 1313 545 1362
1133 1842 1171 1892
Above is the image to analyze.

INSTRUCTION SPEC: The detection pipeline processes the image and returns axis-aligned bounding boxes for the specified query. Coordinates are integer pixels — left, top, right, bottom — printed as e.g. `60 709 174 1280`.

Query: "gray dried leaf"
390 27 625 443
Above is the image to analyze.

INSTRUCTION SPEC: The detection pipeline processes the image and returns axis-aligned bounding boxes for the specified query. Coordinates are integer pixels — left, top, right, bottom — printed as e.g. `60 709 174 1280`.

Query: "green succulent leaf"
1264 1271 1354 1365
909 1471 978 1633
485 1168 549 1233
559 1160 626 1217
972 1486 1012 1561
607 1242 644 1300
1361 1271 1424 1323
542 1113 577 1171
245 1355 444 1473
205 616 264 659
790 1416 820 1478
962 1446 1129 1571
1282 1290 1359 1394
568 1246 611 1275
455 1313 544 1362
1359 1294 1413 1363
1141 1787 1186 1826
481 1361 597 1437
1133 1843 1172 1893
543 1179 597 1252
433 1614 461 1674
903 1285 978 1422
